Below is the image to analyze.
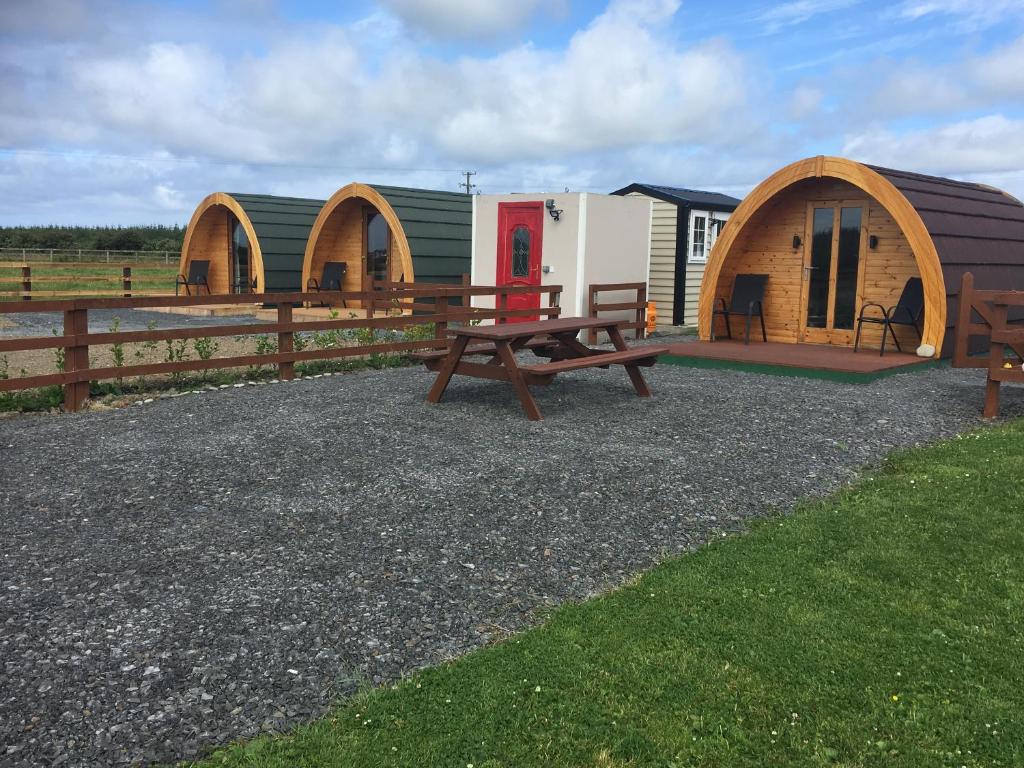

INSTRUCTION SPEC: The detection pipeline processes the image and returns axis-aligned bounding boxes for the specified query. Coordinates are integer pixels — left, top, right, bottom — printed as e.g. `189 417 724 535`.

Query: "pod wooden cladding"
179 192 266 295
302 183 416 296
697 156 947 355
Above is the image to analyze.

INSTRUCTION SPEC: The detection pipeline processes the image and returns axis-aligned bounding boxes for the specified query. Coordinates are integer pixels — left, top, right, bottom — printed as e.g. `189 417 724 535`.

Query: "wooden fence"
951 272 1024 418
0 283 563 412
0 262 175 300
587 282 647 344
0 247 178 264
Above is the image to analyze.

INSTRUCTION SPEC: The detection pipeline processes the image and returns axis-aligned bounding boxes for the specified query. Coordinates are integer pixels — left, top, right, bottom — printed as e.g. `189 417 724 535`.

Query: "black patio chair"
175 260 210 296
711 273 768 344
854 277 924 356
307 261 348 308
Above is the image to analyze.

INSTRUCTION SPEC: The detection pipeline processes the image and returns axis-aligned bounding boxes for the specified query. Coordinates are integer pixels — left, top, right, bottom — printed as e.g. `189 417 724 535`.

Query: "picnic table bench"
418 317 668 420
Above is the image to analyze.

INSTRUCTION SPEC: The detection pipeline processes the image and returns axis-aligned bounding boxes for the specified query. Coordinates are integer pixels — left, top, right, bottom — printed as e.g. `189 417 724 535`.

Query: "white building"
612 184 741 327
471 192 651 325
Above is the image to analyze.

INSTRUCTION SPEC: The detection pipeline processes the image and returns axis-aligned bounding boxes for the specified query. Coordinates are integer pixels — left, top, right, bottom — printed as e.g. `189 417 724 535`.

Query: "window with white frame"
689 209 730 263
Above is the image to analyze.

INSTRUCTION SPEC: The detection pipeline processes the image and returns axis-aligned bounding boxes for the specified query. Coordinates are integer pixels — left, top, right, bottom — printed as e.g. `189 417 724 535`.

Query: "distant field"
0 261 178 300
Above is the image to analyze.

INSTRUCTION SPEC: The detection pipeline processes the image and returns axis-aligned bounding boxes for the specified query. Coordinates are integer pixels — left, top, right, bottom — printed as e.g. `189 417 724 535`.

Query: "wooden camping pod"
179 192 325 295
697 156 1024 357
303 182 472 295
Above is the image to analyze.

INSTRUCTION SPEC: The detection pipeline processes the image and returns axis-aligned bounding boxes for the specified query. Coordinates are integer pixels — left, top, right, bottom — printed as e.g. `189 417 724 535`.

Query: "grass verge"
189 422 1024 767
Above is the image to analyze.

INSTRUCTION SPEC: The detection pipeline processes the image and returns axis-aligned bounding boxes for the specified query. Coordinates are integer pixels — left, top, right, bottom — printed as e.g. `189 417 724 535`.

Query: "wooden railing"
951 272 1024 417
0 283 563 412
587 282 647 344
0 262 174 300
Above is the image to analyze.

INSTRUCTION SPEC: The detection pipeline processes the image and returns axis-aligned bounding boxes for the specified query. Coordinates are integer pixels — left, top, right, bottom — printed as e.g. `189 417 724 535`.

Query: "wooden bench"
521 346 666 375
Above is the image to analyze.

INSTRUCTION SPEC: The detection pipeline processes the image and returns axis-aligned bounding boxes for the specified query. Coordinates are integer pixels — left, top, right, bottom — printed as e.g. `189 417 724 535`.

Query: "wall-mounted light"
869 235 879 250
792 234 802 249
545 199 563 221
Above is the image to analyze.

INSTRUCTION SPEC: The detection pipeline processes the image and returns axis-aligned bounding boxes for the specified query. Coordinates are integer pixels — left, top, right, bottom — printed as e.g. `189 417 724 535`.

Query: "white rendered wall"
471 193 650 322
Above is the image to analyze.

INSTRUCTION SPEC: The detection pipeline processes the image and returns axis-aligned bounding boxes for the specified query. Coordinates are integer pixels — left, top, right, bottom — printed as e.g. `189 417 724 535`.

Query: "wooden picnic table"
420 317 669 420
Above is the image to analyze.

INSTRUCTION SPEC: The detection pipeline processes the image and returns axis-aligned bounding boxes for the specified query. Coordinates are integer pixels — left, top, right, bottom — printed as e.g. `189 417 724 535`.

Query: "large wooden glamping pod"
698 156 1024 356
179 192 325 295
302 183 471 301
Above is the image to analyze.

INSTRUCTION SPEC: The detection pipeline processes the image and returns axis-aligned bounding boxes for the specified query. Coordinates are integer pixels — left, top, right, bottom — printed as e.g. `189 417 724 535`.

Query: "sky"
1 0 1023 225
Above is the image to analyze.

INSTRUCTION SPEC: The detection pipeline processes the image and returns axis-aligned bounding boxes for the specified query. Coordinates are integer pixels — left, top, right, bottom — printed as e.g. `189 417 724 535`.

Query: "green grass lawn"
191 422 1024 768
0 263 177 297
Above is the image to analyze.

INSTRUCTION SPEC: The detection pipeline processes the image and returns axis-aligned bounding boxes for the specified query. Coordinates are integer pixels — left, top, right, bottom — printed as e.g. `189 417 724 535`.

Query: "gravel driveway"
0 362 1018 766
0 308 268 337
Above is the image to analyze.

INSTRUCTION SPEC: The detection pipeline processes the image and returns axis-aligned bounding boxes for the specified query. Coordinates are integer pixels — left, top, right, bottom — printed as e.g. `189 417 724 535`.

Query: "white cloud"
842 114 1024 177
856 35 1024 118
755 0 861 31
377 0 547 39
890 0 1024 30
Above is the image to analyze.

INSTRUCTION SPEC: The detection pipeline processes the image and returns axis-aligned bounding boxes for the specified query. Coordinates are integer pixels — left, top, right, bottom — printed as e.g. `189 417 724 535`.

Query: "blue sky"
1 0 1022 224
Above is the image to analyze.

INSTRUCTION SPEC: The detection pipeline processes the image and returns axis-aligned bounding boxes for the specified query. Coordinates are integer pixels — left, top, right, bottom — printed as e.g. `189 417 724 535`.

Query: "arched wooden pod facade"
303 183 472 296
179 193 325 295
697 156 1024 356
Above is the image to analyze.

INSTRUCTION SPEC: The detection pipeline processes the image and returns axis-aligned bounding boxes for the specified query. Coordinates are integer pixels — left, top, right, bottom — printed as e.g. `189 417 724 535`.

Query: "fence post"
588 286 598 344
983 303 1008 418
953 272 974 367
636 284 647 340
277 303 295 381
497 288 508 325
123 266 132 298
21 266 30 301
435 294 449 344
63 308 90 412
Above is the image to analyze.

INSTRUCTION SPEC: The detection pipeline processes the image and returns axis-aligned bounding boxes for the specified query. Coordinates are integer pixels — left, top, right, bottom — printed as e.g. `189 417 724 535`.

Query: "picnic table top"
448 316 621 341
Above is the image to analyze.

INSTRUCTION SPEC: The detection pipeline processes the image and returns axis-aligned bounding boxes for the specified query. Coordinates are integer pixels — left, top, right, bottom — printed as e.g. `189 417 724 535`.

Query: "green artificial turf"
191 422 1024 768
658 352 945 384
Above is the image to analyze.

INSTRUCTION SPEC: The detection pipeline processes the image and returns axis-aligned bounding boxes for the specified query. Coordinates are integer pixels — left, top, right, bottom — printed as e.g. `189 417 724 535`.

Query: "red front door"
497 201 544 323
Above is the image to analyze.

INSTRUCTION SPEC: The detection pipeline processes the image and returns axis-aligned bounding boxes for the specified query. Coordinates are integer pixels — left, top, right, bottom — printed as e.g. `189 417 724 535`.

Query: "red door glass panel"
496 202 543 323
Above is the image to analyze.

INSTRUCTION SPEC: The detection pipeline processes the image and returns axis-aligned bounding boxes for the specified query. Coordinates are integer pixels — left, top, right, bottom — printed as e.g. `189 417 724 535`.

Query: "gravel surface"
0 309 267 338
0 362 1020 766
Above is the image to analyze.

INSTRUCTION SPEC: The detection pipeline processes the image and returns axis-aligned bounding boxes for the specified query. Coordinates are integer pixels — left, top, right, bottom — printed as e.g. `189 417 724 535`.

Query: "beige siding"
628 192 678 326
683 261 704 326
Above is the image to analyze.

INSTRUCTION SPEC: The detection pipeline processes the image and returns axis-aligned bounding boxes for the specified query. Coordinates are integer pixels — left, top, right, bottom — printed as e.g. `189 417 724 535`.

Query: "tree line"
0 225 185 253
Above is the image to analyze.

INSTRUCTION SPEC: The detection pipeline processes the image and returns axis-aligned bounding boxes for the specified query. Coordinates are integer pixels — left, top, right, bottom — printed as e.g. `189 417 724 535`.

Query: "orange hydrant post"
646 301 657 334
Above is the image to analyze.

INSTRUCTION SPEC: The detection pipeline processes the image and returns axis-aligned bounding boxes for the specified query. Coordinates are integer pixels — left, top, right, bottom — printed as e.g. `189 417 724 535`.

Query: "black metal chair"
307 261 348 307
175 260 210 296
711 274 768 344
854 277 924 356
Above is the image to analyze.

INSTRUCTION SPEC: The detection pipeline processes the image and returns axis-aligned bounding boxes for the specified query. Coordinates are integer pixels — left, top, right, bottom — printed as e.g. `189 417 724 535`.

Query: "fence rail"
0 247 178 264
0 264 175 299
587 282 647 344
951 272 1024 417
0 283 564 412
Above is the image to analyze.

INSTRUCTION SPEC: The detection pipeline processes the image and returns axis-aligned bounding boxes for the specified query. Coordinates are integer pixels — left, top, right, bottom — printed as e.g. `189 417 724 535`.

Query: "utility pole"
460 170 477 195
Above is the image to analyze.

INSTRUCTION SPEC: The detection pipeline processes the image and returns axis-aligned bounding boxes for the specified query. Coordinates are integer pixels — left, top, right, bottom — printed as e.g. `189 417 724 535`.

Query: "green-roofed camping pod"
179 192 325 295
302 183 471 302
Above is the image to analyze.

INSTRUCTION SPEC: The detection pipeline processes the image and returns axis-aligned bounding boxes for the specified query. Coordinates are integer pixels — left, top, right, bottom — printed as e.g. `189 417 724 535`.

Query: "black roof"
227 193 326 292
611 183 741 211
369 184 472 283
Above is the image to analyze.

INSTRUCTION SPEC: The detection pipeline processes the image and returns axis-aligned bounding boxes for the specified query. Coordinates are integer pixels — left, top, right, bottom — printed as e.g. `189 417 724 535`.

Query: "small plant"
164 337 189 382
402 322 436 342
247 334 278 376
51 329 65 373
193 336 219 361
293 333 309 352
108 317 125 376
193 336 219 381
254 334 277 356
0 354 8 380
135 320 159 360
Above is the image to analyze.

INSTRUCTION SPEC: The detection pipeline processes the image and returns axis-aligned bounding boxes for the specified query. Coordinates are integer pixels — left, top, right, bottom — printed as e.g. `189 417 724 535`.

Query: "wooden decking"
664 339 931 374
